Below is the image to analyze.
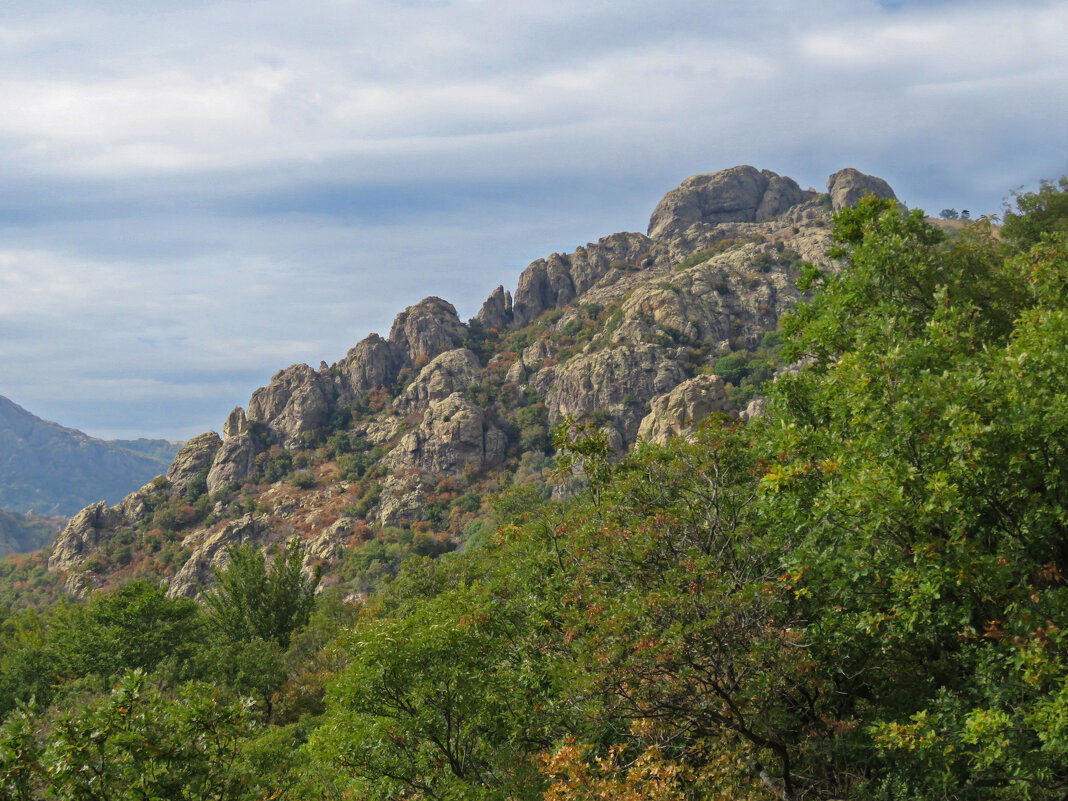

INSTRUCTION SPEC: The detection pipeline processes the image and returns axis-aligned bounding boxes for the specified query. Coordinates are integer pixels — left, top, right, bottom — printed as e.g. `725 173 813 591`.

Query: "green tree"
41 670 254 801
761 196 1068 798
312 589 557 801
204 538 321 649
1002 176 1068 251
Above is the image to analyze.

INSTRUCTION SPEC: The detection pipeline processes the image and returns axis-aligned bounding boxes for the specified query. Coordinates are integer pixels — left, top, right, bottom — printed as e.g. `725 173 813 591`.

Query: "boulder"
637 374 733 444
648 166 807 239
826 168 897 213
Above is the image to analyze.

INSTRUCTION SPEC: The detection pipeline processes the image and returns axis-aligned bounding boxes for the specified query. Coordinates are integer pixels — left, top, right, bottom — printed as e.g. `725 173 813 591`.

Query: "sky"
0 0 1065 440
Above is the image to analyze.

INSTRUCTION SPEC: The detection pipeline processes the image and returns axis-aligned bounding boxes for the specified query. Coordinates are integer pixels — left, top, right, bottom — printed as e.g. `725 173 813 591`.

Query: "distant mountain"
109 438 183 464
0 508 64 558
0 395 169 516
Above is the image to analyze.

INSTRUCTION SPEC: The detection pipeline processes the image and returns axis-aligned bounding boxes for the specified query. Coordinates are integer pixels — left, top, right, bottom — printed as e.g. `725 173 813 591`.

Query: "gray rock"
388 393 506 475
511 233 658 327
826 168 897 213
740 398 766 421
223 407 249 438
504 359 527 385
336 333 405 396
167 514 268 598
166 433 222 496
476 285 513 330
395 348 482 413
548 344 686 444
246 364 337 447
48 501 124 572
648 166 807 239
389 297 467 364
206 434 262 494
637 374 733 444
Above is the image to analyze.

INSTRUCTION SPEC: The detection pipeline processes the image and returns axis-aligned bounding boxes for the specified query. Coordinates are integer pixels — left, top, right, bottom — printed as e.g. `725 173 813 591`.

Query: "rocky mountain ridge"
44 165 898 599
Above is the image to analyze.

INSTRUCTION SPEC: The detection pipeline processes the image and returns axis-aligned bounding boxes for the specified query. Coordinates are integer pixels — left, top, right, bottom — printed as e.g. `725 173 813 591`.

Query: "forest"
1 178 1066 800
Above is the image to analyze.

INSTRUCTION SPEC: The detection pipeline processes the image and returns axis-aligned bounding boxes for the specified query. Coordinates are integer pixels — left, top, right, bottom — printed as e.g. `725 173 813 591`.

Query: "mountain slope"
0 508 64 557
41 165 897 597
0 396 169 516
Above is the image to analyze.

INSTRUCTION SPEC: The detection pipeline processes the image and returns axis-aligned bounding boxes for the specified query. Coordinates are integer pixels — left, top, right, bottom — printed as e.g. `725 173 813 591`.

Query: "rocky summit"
44 166 898 598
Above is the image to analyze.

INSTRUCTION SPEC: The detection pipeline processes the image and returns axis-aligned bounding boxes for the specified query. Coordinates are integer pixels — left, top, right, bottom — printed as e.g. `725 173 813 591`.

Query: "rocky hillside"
0 395 177 517
42 165 897 599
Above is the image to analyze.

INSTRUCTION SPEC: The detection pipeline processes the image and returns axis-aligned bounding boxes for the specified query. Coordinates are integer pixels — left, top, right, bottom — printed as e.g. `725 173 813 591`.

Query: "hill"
0 395 171 516
1 168 1065 799
39 165 898 597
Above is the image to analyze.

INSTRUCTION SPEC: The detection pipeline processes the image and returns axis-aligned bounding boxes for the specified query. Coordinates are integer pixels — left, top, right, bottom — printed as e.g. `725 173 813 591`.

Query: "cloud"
0 0 1064 438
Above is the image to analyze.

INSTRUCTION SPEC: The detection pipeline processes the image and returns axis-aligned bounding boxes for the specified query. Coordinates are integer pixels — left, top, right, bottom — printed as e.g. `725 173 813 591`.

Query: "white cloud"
0 0 1064 437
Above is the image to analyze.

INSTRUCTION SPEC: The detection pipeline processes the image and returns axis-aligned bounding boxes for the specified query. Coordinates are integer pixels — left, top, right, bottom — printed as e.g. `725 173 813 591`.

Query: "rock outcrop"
41 164 900 600
547 345 687 444
389 297 468 364
389 393 507 475
637 374 733 444
48 501 124 572
395 348 482 412
246 365 338 447
337 334 405 396
167 514 269 598
476 285 513 330
166 433 222 496
206 434 262 493
827 168 898 213
648 166 810 240
511 233 660 327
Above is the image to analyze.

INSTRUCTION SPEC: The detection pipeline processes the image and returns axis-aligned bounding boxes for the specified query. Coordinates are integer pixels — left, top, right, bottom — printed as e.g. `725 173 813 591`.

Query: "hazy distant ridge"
0 395 169 516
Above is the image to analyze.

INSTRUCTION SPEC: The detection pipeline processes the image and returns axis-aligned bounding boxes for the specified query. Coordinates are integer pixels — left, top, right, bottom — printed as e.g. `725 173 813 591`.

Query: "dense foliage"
0 179 1065 799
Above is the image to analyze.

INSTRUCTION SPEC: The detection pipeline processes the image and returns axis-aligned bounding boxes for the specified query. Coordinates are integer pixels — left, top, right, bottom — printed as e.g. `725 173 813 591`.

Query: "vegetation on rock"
0 169 1065 798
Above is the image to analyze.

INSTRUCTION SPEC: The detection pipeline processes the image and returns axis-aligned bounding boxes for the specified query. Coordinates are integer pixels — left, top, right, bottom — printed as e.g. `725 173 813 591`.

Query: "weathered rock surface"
476 285 513 330
388 393 507 475
166 433 222 496
206 434 262 493
223 407 249 438
336 334 405 396
637 374 733 444
827 168 898 213
167 514 269 598
511 233 660 327
389 297 467 364
395 348 483 412
648 166 809 240
547 345 686 444
740 398 766 421
246 365 337 447
48 501 124 572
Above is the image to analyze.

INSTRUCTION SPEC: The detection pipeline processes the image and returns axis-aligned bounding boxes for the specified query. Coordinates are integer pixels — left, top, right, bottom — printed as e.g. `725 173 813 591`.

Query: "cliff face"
45 165 898 598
